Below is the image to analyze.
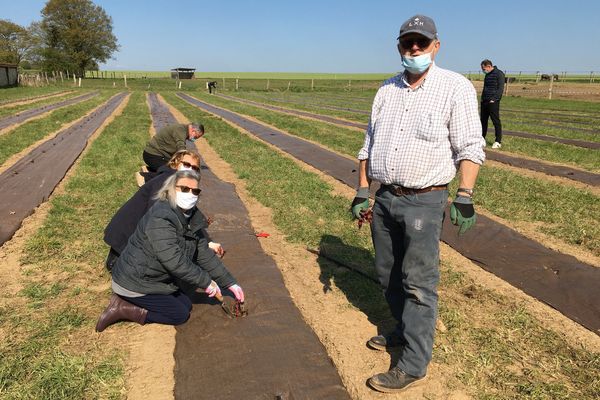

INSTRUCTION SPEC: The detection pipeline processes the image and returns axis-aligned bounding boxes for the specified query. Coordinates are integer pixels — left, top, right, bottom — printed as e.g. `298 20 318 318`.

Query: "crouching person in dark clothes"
95 170 244 331
103 149 224 272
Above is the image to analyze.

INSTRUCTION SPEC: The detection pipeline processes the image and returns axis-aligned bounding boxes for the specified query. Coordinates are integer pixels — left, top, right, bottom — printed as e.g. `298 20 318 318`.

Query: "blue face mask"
401 52 432 74
189 137 197 142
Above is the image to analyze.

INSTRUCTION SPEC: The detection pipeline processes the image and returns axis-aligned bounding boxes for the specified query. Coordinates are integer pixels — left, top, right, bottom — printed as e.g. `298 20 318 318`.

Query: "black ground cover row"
147 94 350 399
178 92 600 336
218 94 600 186
0 91 99 132
0 92 126 246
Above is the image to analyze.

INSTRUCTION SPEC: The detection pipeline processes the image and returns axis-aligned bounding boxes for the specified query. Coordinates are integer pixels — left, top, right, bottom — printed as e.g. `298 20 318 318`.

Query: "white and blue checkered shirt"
358 63 485 188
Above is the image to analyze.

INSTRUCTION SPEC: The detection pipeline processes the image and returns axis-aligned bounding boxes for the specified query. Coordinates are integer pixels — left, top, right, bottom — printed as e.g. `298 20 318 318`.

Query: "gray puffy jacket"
112 200 236 294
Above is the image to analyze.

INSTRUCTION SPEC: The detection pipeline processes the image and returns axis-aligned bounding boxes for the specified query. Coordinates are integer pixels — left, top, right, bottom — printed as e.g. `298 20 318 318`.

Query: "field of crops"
0 78 598 399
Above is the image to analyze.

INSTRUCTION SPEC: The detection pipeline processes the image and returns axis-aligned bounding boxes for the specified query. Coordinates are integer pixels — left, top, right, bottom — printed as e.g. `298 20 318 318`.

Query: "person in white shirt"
351 14 486 393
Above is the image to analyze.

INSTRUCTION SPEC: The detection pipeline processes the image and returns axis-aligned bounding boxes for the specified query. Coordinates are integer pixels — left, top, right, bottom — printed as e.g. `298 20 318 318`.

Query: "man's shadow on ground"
316 234 403 369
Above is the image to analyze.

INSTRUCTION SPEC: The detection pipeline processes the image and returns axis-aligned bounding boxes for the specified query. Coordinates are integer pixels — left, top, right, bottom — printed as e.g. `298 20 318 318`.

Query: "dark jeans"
370 187 447 377
481 100 502 143
123 291 192 325
143 151 169 172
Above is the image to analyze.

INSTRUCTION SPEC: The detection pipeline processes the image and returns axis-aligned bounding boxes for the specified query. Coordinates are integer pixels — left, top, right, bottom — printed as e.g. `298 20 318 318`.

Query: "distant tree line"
0 0 118 78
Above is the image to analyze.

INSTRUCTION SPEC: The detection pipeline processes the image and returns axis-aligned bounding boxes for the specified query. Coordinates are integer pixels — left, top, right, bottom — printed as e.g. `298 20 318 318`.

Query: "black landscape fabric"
174 169 350 399
0 91 99 131
180 92 600 335
147 94 350 399
0 92 126 246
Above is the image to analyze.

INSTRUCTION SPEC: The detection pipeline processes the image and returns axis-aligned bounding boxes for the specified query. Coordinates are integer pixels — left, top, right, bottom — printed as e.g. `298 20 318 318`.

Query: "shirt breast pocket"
416 112 446 142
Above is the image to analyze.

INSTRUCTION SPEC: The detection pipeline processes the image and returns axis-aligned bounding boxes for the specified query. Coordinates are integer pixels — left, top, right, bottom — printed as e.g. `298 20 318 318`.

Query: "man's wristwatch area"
456 187 474 197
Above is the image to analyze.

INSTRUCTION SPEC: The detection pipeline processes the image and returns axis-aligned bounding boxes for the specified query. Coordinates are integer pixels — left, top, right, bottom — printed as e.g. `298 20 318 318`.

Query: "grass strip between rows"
165 92 599 400
0 90 116 167
0 86 70 103
0 91 83 119
223 92 600 172
186 91 600 257
0 91 150 400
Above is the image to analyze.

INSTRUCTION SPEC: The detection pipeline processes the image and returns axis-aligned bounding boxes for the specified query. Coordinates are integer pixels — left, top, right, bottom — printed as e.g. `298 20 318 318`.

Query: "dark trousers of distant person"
123 291 193 325
143 151 169 172
481 100 502 143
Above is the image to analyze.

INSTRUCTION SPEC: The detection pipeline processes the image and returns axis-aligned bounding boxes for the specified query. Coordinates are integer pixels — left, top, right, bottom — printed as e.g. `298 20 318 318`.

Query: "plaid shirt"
358 63 485 188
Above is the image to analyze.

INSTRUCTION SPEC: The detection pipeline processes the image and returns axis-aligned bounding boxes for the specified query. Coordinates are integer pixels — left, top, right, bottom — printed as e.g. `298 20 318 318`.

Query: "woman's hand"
203 280 221 298
228 284 245 302
208 241 225 258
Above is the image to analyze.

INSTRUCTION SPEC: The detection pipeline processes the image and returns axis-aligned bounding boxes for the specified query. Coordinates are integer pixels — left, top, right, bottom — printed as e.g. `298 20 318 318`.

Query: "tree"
40 0 118 77
0 19 34 65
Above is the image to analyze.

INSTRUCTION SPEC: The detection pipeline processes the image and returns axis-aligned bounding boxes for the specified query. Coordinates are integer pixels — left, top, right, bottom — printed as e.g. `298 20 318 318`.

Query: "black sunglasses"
176 185 201 195
181 161 200 171
399 37 432 49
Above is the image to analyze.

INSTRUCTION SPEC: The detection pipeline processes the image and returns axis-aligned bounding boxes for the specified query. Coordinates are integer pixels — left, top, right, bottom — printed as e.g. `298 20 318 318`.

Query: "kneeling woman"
96 170 244 331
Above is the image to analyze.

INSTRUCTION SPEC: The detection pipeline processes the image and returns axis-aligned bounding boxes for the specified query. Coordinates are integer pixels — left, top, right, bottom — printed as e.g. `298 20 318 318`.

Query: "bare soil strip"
146 93 351 399
178 92 600 335
0 90 74 107
216 93 600 185
0 91 99 135
0 92 127 246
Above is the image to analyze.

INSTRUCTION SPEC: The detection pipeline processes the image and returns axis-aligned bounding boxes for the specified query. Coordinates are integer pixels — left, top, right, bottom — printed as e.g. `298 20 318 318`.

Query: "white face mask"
176 191 198 210
178 165 194 172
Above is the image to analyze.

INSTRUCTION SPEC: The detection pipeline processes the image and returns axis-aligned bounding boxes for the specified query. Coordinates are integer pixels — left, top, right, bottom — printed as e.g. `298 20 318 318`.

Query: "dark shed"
171 68 196 79
0 63 19 88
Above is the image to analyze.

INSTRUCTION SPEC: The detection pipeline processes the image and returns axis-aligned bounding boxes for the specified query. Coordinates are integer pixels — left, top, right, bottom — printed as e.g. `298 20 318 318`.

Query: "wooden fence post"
548 74 554 100
287 81 291 90
78 77 82 87
311 78 314 90
266 79 270 90
236 78 239 91
222 77 225 89
124 74 127 88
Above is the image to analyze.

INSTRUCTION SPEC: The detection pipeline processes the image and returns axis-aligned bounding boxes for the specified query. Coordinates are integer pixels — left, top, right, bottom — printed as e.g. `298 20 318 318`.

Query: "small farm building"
0 63 18 88
171 68 196 79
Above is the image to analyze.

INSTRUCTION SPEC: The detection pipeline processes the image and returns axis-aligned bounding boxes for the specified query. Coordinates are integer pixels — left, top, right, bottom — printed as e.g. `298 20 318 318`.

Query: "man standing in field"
480 59 505 149
351 14 485 393
143 123 205 172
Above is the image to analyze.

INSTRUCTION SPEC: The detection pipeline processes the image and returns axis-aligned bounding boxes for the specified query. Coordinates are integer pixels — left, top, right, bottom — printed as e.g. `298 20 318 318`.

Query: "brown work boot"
95 294 148 332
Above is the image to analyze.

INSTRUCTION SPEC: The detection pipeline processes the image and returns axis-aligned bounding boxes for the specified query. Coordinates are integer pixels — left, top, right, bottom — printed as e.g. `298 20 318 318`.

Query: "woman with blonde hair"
96 170 244 331
103 149 224 271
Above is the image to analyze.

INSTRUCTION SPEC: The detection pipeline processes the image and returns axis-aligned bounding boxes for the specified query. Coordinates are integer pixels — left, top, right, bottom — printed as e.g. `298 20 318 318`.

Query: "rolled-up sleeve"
358 91 382 160
449 82 486 165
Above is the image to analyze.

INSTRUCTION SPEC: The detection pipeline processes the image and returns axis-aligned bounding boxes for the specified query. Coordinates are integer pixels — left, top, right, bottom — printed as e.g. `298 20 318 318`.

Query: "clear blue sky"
4 0 600 73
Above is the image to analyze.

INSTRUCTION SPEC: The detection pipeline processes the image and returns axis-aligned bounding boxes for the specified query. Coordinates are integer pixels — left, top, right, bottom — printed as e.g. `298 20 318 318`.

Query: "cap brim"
397 30 436 40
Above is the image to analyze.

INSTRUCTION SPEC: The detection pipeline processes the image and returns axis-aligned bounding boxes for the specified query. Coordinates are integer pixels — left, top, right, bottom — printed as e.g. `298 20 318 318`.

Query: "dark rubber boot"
95 294 148 332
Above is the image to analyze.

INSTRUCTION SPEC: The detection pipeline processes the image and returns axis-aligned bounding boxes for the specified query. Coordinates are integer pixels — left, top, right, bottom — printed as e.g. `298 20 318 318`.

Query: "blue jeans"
371 187 447 377
124 290 192 325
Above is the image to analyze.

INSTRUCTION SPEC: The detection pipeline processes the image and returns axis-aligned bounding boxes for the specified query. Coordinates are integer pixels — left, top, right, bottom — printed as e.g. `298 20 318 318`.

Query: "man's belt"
383 184 448 196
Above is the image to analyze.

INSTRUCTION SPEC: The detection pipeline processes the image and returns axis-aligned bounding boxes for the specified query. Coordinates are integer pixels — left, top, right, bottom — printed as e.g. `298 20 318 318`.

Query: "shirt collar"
400 62 437 90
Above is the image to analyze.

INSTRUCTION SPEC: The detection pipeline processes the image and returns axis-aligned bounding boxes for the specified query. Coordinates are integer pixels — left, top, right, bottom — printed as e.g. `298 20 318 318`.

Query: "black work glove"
351 187 370 219
450 195 476 235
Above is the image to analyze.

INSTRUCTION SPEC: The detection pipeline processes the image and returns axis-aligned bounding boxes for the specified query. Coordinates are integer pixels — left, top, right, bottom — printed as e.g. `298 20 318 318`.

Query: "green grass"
0 91 114 166
0 91 83 119
0 91 150 399
0 86 69 103
163 91 600 400
185 91 600 256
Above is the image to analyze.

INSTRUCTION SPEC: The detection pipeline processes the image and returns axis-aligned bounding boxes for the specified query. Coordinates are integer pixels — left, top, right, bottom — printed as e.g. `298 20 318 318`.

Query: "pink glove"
204 280 221 298
228 284 245 302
